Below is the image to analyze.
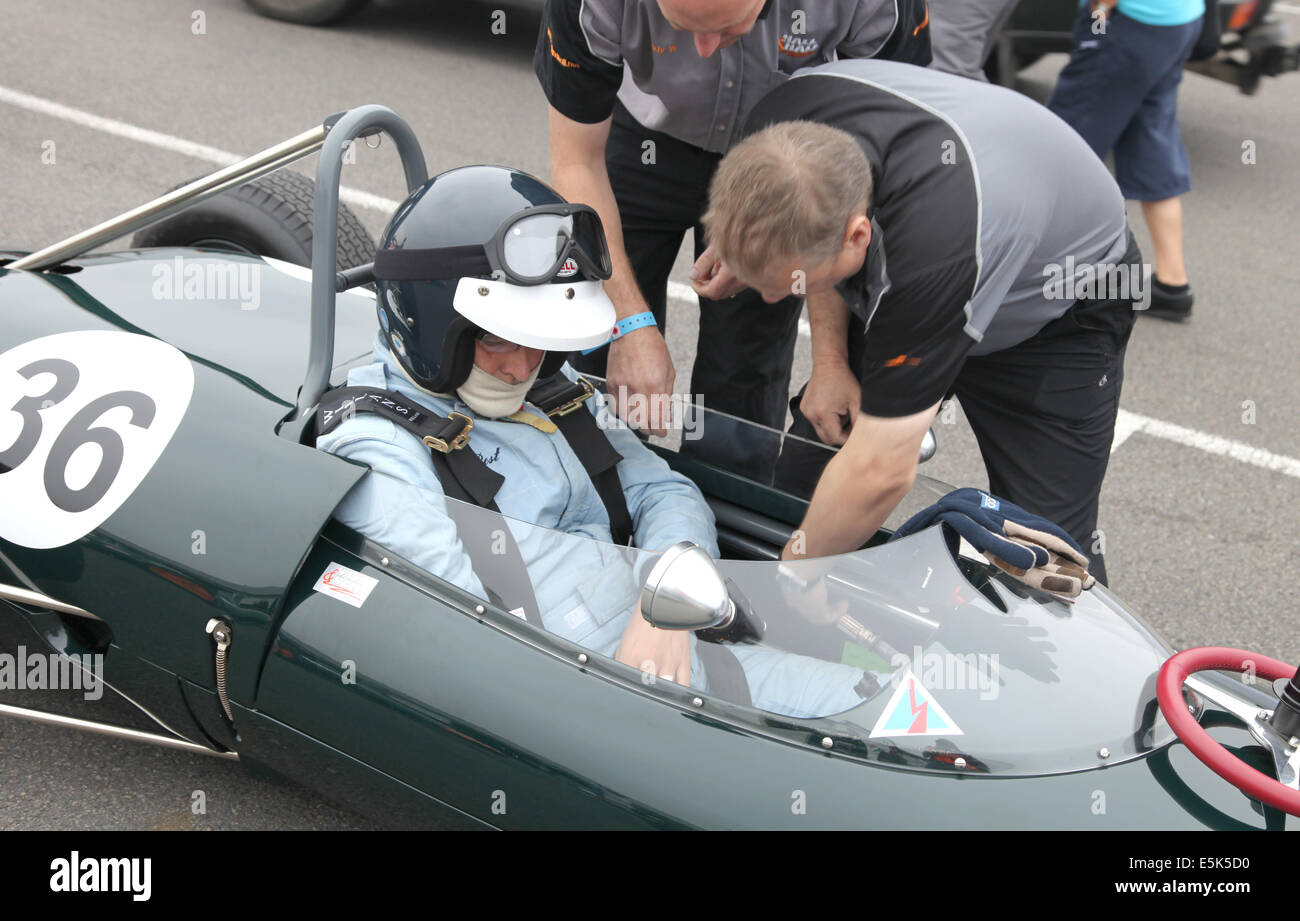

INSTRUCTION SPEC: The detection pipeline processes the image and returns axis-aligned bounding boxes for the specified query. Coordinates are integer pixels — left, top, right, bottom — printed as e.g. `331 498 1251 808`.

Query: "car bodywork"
0 106 1295 830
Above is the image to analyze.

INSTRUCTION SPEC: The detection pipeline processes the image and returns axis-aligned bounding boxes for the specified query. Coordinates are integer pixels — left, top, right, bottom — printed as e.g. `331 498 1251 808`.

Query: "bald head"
656 0 767 57
703 120 872 282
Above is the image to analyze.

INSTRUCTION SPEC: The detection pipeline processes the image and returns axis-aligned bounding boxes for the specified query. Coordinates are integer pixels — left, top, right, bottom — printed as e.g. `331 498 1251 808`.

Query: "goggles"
373 204 612 286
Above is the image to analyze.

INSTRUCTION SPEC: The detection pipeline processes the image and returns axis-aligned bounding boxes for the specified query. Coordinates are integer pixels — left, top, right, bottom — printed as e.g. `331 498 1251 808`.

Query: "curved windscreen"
327 395 1176 776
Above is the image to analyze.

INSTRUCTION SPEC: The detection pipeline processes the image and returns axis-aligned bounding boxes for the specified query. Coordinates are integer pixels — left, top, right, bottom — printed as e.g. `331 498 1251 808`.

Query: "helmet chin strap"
455 358 545 418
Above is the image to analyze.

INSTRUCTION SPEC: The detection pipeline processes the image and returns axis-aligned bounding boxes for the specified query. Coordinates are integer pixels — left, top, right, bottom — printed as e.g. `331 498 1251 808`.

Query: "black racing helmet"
374 165 616 393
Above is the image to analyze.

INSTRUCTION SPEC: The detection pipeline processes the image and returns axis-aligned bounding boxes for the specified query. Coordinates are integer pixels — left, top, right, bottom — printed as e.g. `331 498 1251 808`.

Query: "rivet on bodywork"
821 737 833 750
577 653 588 665
380 557 390 566
474 604 485 615
692 697 703 707
478 286 489 296
954 757 967 769
1098 747 1110 759
564 288 575 299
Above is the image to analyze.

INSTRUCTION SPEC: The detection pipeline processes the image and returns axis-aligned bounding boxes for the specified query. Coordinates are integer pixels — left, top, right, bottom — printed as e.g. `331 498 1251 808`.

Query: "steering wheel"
1157 646 1300 817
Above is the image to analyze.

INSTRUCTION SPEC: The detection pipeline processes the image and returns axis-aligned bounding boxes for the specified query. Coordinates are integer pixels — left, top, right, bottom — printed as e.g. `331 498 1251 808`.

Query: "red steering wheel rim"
1158 646 1300 817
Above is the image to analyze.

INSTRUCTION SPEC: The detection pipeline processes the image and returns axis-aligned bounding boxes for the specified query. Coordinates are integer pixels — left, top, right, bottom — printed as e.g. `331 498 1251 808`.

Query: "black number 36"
0 357 157 513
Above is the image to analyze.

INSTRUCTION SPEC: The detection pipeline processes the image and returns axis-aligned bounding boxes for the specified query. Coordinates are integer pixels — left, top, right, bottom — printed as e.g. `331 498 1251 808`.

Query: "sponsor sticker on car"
869 669 964 738
312 562 378 608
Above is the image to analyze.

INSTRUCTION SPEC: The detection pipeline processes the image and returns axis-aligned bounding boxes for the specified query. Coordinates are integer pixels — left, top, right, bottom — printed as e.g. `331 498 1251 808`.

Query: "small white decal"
313 562 379 608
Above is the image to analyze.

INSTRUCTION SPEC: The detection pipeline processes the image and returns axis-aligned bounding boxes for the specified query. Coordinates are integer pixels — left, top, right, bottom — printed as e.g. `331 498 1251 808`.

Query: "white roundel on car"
0 331 195 549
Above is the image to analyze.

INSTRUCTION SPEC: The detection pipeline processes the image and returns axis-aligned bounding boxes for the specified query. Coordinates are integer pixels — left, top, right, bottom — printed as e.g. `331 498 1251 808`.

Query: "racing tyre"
130 170 376 271
243 0 369 25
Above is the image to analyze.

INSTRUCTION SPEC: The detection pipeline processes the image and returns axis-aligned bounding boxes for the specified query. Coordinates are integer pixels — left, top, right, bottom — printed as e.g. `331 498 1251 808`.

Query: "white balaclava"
454 353 545 419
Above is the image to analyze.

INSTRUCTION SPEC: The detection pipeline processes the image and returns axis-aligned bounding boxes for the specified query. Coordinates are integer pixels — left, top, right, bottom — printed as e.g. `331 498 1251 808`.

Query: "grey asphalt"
1 0 1298 829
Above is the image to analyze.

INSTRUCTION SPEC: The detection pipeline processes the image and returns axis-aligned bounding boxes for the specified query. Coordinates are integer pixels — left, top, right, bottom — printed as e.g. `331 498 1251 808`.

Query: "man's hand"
779 575 847 627
690 245 747 301
607 327 676 437
800 358 862 446
615 601 692 684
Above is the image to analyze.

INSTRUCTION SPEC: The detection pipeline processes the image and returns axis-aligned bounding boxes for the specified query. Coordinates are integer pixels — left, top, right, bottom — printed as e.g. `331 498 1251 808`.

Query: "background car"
991 0 1299 94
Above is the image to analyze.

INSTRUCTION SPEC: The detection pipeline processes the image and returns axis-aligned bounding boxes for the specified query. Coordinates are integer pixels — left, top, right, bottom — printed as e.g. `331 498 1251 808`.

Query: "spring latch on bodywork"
205 618 234 723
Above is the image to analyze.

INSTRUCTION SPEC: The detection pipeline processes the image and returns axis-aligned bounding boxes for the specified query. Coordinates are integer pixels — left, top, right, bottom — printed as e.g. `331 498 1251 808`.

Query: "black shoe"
1143 276 1194 321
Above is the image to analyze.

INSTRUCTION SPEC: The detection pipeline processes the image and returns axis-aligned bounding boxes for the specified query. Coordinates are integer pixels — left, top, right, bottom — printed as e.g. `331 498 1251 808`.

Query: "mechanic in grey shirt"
696 59 1143 584
534 0 929 475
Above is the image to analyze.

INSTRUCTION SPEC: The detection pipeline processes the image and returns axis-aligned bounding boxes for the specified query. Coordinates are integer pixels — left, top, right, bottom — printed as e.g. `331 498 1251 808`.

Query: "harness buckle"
546 377 595 418
423 412 474 454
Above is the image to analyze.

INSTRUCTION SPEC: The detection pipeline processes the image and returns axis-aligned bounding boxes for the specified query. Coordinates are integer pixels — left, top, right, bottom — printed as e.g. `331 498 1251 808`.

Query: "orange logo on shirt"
914 2 930 36
547 28 580 68
652 43 678 53
884 354 922 368
778 34 821 57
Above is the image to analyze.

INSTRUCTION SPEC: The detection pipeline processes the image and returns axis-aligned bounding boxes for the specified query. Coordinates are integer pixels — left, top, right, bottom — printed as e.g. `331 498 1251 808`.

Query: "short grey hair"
702 120 872 281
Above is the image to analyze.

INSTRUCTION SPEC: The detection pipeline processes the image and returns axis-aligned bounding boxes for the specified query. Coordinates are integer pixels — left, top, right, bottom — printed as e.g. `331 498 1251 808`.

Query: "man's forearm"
806 289 852 366
786 450 914 561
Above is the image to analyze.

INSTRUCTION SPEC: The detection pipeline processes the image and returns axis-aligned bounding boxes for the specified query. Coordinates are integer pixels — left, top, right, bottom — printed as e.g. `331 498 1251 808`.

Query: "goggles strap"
374 245 492 281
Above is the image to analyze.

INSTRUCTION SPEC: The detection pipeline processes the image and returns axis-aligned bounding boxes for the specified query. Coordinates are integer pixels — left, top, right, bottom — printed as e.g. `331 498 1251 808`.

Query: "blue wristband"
580 311 657 354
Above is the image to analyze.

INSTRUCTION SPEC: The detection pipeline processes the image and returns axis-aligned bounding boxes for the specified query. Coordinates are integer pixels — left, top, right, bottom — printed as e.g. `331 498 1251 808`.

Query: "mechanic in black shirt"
533 0 930 467
697 59 1144 584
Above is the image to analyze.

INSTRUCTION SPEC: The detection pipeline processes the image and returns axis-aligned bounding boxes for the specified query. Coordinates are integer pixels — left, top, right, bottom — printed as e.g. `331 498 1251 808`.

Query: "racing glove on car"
889 489 1096 597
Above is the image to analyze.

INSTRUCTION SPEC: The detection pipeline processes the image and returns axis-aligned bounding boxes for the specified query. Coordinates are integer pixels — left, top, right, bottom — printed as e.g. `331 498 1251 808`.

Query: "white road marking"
0 85 398 215
1110 409 1146 454
1112 409 1300 478
1274 2 1300 14
8 86 1300 482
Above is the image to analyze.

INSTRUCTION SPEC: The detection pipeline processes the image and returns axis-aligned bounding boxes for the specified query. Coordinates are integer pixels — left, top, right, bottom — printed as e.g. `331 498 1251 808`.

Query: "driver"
316 164 878 719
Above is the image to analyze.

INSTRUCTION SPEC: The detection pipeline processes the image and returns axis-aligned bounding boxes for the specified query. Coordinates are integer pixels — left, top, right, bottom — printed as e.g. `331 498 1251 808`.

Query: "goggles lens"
500 209 611 282
503 213 573 279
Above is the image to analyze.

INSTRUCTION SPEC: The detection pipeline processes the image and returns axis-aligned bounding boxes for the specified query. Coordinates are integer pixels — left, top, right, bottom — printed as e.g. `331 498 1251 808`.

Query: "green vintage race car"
1 106 1297 830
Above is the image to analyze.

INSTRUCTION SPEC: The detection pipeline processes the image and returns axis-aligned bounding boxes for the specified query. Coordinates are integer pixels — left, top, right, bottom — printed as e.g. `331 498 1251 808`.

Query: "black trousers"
570 103 804 477
777 234 1143 586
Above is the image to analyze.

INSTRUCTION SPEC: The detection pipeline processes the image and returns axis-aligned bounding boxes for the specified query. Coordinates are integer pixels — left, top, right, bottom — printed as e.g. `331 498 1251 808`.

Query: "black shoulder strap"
526 374 635 547
317 387 542 627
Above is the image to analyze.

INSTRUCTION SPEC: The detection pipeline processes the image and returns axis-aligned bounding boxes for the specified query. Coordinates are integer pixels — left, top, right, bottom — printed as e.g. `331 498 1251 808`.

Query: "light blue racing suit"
316 341 869 719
